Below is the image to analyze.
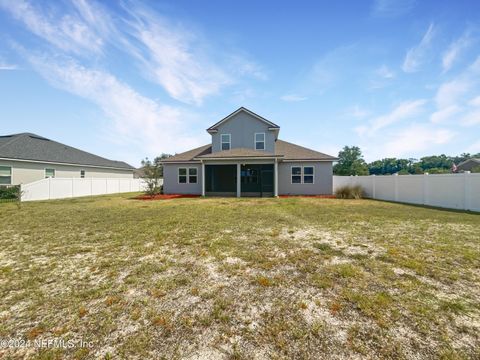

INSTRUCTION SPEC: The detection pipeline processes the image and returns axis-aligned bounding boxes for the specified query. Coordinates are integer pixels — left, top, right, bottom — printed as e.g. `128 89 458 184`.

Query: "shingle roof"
161 144 212 162
197 147 281 159
0 133 134 170
161 140 337 162
275 140 338 161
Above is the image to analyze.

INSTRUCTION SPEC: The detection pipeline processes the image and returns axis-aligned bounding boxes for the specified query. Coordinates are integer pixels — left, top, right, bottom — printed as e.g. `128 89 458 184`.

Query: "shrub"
0 185 21 200
335 185 364 199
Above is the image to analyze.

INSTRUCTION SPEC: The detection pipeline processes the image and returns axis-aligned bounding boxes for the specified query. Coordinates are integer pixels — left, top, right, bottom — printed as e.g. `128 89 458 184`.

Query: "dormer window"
221 134 231 151
255 133 265 150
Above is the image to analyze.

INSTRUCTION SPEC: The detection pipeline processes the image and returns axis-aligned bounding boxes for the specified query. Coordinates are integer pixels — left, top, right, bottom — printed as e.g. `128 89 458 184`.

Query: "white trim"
194 156 282 161
290 165 314 184
178 167 198 184
0 157 133 171
236 163 241 197
254 132 265 151
220 133 231 151
281 159 336 162
201 162 205 196
44 167 56 179
162 161 200 164
0 165 12 185
274 158 278 197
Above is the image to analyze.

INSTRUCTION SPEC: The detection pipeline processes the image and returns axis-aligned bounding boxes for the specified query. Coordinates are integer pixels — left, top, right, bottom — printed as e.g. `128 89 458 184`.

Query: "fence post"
71 178 74 198
464 171 471 211
423 173 429 205
372 175 376 199
394 173 399 201
48 177 51 200
90 178 93 196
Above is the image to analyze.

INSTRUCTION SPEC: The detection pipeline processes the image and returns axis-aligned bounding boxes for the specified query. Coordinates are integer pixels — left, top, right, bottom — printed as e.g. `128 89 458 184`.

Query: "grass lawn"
0 194 479 359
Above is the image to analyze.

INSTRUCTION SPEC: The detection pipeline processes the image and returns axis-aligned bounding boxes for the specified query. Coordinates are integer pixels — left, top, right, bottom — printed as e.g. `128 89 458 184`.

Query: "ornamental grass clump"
335 185 364 199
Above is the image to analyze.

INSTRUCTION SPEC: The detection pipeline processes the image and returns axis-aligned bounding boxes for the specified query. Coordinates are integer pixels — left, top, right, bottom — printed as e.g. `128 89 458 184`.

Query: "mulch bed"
134 194 336 200
133 194 201 200
279 195 336 199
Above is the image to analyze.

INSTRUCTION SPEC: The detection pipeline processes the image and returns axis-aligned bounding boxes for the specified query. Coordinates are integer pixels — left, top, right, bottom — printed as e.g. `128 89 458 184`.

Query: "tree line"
333 146 480 176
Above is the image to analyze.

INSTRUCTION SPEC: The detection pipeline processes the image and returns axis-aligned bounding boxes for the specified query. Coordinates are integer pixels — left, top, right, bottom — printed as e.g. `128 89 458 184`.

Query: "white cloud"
442 30 474 73
0 0 105 55
376 65 395 79
357 99 427 136
0 61 17 70
280 94 308 102
468 95 480 107
402 23 435 73
466 140 480 153
124 9 231 105
383 124 455 157
24 52 202 157
345 105 370 119
430 105 462 124
460 109 480 126
435 78 470 108
371 0 416 17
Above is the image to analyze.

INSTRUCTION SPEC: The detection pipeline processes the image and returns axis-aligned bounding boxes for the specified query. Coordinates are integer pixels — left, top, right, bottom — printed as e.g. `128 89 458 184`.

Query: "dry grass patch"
0 194 479 359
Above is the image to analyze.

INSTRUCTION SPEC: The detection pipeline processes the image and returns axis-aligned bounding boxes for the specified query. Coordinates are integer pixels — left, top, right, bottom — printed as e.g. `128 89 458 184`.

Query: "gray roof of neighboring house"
457 158 480 169
0 133 135 170
162 140 338 162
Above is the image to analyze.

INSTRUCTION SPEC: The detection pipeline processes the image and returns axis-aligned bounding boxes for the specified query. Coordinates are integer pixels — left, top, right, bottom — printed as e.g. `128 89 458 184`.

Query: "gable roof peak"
207 107 280 133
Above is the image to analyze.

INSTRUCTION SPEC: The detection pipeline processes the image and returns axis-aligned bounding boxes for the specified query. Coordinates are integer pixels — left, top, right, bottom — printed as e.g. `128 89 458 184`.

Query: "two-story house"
161 107 337 197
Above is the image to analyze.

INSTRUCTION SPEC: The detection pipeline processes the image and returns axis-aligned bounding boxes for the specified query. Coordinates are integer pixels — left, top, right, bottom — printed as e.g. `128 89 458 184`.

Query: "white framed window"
255 133 265 150
189 168 198 183
45 168 55 178
291 166 302 184
0 166 12 185
221 134 231 151
291 166 315 184
178 167 198 184
80 170 85 178
178 168 187 183
303 166 314 184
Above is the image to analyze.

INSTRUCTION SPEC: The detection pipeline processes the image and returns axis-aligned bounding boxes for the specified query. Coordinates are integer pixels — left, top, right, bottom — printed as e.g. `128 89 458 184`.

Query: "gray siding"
211 111 275 153
163 163 202 195
278 161 333 195
0 159 133 185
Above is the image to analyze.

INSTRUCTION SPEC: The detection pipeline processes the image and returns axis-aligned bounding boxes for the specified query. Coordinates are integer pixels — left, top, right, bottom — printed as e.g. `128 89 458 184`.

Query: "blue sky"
1 0 480 166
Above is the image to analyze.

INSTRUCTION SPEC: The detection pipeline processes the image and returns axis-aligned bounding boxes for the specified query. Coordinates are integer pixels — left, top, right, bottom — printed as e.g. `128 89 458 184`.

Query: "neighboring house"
456 158 480 172
161 107 338 197
0 133 135 185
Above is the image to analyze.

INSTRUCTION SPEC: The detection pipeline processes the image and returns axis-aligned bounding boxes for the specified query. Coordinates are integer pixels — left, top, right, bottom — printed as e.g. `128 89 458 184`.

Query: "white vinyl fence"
20 178 157 202
333 173 480 212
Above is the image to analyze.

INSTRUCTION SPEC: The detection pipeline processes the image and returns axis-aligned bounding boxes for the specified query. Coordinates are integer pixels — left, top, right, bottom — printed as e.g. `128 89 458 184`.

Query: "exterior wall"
163 163 202 194
211 111 276 153
0 159 133 185
278 161 333 195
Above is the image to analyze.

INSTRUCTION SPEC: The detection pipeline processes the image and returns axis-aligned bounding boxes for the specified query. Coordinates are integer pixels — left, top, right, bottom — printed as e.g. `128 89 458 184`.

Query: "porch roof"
161 140 338 163
195 147 282 160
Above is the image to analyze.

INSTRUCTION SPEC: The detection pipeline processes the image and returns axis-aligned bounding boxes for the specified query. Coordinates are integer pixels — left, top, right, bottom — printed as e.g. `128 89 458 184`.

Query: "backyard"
0 194 479 359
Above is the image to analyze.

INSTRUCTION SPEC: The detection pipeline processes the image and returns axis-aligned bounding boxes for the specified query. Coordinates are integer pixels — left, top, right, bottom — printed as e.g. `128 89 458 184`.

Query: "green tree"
333 146 369 176
140 154 171 195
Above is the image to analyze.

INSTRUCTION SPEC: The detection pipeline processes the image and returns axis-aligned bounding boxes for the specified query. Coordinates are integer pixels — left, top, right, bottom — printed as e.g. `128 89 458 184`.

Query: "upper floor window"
255 133 265 150
0 166 12 185
45 168 55 178
80 170 85 178
221 134 231 151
